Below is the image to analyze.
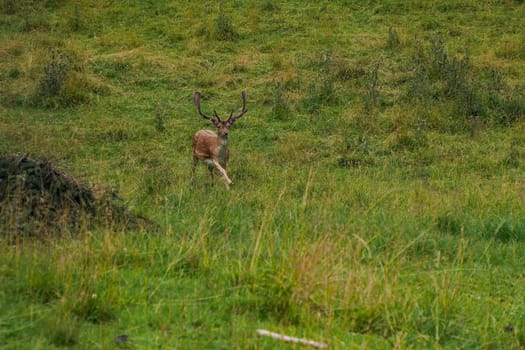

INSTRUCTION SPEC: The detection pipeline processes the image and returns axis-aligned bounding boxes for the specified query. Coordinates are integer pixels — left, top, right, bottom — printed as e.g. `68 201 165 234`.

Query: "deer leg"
191 157 198 185
211 159 232 186
207 164 215 186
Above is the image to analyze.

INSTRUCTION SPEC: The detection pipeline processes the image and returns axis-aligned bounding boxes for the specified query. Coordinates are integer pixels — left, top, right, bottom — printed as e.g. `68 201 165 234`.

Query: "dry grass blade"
257 329 328 349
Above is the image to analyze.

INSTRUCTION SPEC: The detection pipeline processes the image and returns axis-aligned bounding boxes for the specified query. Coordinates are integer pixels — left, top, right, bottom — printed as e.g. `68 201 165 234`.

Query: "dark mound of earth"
0 154 153 238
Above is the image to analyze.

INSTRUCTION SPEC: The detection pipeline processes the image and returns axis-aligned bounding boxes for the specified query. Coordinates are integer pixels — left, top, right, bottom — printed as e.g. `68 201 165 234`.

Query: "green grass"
1 0 525 348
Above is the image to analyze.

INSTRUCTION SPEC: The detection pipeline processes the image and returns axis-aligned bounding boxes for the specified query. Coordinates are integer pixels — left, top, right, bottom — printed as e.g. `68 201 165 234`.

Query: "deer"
191 90 247 188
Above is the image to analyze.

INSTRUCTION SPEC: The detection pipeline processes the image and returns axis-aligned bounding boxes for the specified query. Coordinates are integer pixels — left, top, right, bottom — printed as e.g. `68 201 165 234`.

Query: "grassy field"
1 0 525 348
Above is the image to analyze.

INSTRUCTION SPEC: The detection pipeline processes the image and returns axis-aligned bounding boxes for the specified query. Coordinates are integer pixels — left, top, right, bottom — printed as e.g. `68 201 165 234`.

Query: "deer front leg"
211 159 232 187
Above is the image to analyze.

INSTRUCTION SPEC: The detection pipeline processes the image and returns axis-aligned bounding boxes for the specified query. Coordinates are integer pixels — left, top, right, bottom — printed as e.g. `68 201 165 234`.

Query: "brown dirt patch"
0 154 154 238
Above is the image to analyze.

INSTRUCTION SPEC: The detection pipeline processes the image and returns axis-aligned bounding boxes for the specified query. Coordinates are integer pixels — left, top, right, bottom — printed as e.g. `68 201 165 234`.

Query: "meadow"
1 0 525 348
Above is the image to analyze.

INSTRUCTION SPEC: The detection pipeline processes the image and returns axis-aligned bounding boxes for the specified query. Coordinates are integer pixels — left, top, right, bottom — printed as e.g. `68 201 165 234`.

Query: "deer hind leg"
207 164 215 186
191 157 199 185
211 159 232 187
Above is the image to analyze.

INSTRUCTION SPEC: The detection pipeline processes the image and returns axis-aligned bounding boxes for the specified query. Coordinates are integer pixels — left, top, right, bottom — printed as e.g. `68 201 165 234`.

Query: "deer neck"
215 133 228 161
215 130 228 146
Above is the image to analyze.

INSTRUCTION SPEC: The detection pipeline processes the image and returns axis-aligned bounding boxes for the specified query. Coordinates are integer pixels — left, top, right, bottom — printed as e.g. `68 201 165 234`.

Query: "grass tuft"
214 2 239 41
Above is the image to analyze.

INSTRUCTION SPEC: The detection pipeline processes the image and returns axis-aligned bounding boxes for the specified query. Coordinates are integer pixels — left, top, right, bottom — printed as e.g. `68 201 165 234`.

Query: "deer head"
193 90 247 138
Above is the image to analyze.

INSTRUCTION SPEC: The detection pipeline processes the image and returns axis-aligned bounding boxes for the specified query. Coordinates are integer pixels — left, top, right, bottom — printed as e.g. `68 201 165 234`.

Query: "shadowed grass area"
1 0 525 348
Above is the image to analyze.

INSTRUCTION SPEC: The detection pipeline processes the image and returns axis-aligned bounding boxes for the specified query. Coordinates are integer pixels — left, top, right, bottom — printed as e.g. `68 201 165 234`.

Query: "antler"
227 90 247 123
194 91 217 120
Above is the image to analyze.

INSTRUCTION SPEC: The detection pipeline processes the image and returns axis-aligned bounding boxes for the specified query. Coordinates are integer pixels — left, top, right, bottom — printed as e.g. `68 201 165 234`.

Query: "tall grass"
2 0 525 348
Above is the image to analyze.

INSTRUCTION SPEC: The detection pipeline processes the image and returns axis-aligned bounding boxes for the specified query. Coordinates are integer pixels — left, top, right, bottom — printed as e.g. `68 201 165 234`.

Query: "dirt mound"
0 154 153 238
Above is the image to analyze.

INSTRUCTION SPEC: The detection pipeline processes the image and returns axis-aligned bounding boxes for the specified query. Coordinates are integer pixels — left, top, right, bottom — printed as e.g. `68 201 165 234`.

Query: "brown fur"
192 130 229 168
190 91 247 188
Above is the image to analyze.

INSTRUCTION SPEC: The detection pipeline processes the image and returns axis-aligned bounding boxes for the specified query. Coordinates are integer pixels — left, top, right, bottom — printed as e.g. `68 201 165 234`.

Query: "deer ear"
211 118 221 127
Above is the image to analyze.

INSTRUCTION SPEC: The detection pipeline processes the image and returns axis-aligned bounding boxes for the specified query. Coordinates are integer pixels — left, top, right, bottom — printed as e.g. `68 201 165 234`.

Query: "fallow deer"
191 90 247 188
